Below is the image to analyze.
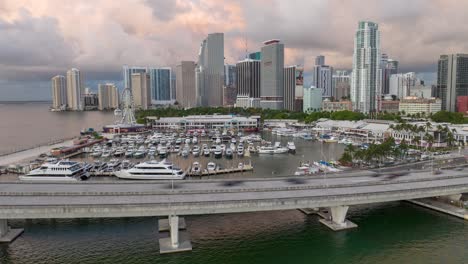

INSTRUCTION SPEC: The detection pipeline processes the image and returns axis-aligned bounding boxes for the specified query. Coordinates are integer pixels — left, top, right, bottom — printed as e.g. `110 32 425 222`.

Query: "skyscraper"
303 86 323 113
437 54 468 111
389 72 419 99
249 52 261 60
176 61 196 108
313 56 333 99
260 39 284 109
66 68 84 111
195 33 224 106
351 21 382 113
51 75 67 110
381 53 399 95
131 72 151 110
123 66 147 89
224 64 236 87
284 65 302 111
235 59 261 108
332 70 351 100
98 83 119 110
148 67 172 104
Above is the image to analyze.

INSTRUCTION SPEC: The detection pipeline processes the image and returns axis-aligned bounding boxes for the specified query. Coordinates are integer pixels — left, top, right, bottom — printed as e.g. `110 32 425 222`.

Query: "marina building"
436 54 468 111
66 68 84 111
303 86 323 113
260 39 284 110
51 75 67 110
176 61 197 108
196 33 224 107
149 115 259 131
399 97 441 115
351 21 382 113
98 83 119 110
131 72 151 110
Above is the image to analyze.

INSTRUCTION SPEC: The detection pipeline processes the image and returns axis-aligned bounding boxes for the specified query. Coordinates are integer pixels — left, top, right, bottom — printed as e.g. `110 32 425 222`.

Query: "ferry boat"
19 160 90 181
115 160 186 180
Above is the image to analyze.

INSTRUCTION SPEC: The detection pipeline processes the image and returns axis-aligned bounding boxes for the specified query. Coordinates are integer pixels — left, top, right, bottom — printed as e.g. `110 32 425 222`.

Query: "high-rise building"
148 67 172 104
260 39 284 109
196 33 224 106
249 52 261 60
171 73 176 100
389 72 420 99
436 54 468 111
123 66 147 89
283 65 303 111
66 68 84 111
176 61 196 108
313 56 333 99
303 86 323 113
98 83 119 110
224 64 236 87
235 59 261 108
351 21 382 113
131 72 151 110
381 54 399 95
51 75 67 110
332 70 351 100
83 93 99 110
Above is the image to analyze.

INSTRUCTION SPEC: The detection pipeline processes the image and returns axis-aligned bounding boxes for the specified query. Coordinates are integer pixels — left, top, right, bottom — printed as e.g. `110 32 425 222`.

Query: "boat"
134 146 146 159
115 160 186 180
225 148 233 158
324 136 338 143
114 147 125 157
191 162 201 174
181 147 189 158
203 148 211 157
207 162 217 172
159 147 168 158
287 142 296 153
101 149 112 158
192 146 200 157
237 148 244 156
294 162 319 175
19 160 90 181
214 146 222 159
300 134 314 141
247 145 256 154
125 148 134 158
231 137 237 144
257 143 288 154
192 137 198 144
238 162 244 170
89 161 108 172
91 149 102 158
120 160 133 170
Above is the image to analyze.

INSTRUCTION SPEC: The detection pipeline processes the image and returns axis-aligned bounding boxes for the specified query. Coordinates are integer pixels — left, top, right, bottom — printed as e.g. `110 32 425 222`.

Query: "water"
0 102 116 155
0 102 467 263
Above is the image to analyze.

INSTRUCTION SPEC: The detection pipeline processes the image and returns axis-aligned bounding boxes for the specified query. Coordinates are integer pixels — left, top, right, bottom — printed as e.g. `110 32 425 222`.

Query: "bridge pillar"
0 219 24 243
319 206 358 231
158 215 192 254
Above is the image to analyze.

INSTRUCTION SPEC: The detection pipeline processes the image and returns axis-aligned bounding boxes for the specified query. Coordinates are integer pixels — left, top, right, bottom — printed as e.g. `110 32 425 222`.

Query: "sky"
1 0 467 101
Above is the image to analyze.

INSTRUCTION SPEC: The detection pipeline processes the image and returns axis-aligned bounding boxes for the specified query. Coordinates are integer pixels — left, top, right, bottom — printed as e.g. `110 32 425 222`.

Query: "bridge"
1 169 467 253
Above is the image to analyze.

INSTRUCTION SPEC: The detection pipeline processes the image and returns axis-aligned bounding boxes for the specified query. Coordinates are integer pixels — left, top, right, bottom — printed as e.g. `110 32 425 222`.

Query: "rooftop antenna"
244 36 248 59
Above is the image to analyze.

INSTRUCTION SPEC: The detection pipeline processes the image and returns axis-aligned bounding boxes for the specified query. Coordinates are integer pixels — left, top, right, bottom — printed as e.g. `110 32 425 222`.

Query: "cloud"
0 0 468 100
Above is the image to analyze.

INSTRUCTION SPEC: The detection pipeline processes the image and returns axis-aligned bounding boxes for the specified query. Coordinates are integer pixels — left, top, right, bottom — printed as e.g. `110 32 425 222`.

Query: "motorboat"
237 148 244 156
203 148 211 157
19 160 90 181
247 145 256 154
210 145 218 153
214 146 222 159
192 137 198 144
191 162 201 174
207 162 217 172
294 162 319 175
114 147 125 157
192 146 200 157
159 147 168 158
120 160 133 170
133 146 146 159
231 137 237 144
225 148 233 158
238 162 244 170
181 147 189 158
287 142 296 153
125 148 135 158
257 143 288 154
115 160 186 180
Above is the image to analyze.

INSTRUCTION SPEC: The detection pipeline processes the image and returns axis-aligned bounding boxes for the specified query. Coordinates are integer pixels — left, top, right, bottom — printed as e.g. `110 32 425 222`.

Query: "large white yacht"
19 160 90 181
114 160 186 180
257 142 289 154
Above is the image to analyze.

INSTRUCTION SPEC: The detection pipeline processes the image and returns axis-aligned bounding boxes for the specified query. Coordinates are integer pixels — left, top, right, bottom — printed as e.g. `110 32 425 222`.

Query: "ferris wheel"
117 88 136 125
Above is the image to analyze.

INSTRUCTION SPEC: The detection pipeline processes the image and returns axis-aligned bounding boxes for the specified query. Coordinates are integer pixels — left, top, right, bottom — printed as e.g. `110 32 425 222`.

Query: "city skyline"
1 0 468 100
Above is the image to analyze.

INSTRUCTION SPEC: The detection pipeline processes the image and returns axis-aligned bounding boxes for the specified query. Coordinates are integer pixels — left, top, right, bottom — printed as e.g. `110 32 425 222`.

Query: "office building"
224 64 236 87
171 73 176 100
351 21 382 113
83 93 99 110
381 54 399 95
260 39 284 109
51 75 67 110
303 86 322 113
322 100 353 111
389 72 419 99
249 52 261 60
380 99 400 114
98 83 119 110
436 54 468 111
148 67 172 104
176 61 197 108
313 56 333 98
284 65 303 111
235 59 261 108
66 68 84 111
399 97 441 115
457 96 468 114
123 66 147 89
333 70 351 100
196 33 224 106
131 72 151 110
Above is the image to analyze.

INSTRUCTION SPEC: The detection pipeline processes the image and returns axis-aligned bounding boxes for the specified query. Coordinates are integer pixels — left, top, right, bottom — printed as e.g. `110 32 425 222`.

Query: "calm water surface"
0 102 466 263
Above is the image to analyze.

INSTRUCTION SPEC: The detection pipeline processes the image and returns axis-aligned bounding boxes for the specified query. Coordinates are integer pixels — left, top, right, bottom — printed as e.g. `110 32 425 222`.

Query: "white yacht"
207 162 217 172
115 160 186 180
257 144 289 154
20 160 90 181
191 162 201 174
287 142 296 153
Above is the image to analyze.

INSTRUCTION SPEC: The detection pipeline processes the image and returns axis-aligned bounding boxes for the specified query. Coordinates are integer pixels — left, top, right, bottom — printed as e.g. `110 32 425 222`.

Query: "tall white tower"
351 21 382 113
66 68 84 111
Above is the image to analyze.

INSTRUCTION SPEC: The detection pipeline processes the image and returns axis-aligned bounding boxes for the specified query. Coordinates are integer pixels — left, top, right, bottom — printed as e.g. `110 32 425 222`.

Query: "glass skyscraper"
351 21 382 113
437 54 468 112
149 68 172 103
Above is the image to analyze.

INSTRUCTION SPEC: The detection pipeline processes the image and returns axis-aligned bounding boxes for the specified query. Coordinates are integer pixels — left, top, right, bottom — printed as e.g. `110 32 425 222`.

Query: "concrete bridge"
1 169 467 253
